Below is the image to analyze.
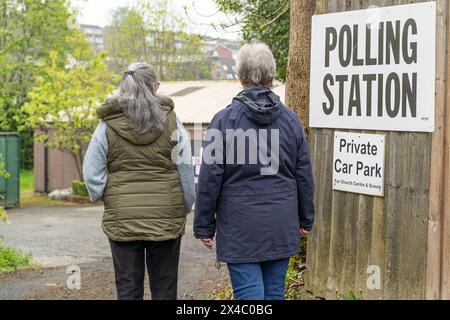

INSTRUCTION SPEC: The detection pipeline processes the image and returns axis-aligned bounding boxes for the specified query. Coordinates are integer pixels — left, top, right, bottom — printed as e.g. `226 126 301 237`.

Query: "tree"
104 0 212 80
216 0 290 81
0 0 76 169
21 30 117 179
102 6 148 74
285 0 316 138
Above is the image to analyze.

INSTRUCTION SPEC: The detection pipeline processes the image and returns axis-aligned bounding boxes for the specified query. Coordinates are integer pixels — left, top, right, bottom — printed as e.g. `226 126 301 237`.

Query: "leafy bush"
0 161 10 221
72 180 89 197
0 161 10 194
0 239 35 273
0 161 9 179
20 130 34 170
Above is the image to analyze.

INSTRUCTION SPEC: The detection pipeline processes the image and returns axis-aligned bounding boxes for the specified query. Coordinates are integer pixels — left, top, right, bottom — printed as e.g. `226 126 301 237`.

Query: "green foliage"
285 252 304 300
21 30 118 178
0 160 10 180
0 161 10 246
0 238 35 272
347 290 363 300
0 160 10 221
104 0 212 80
334 290 364 300
348 291 357 300
72 180 88 197
0 0 76 168
20 130 34 170
285 238 307 300
216 0 290 81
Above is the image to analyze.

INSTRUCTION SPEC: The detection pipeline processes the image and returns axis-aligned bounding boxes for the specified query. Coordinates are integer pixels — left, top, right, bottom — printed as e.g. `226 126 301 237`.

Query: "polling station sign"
310 2 436 132
333 132 385 197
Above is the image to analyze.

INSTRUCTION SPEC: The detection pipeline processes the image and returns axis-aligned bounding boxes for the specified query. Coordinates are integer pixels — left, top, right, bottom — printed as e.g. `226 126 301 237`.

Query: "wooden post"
285 0 316 137
441 1 450 299
426 0 447 300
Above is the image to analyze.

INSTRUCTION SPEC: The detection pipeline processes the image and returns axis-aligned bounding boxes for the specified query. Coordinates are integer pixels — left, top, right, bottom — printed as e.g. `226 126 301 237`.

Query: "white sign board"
333 132 385 197
310 2 436 132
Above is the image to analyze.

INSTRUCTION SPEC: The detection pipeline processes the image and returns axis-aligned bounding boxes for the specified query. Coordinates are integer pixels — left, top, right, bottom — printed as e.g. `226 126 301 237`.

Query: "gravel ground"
0 201 227 300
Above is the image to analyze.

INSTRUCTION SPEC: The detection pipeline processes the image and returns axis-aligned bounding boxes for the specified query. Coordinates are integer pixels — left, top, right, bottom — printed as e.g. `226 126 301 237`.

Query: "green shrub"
72 180 89 197
0 161 10 222
0 161 9 179
0 239 35 273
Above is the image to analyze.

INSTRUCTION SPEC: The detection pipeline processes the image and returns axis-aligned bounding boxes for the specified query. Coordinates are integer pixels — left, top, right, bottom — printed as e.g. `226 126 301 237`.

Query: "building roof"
214 44 233 60
157 81 286 124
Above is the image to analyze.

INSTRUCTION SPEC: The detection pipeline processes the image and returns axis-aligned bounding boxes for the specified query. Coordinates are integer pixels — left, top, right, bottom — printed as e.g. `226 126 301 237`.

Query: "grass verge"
20 193 83 207
20 170 34 193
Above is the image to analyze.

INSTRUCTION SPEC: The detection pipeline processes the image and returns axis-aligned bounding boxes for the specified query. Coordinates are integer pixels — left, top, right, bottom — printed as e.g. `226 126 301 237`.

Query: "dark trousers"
109 237 181 300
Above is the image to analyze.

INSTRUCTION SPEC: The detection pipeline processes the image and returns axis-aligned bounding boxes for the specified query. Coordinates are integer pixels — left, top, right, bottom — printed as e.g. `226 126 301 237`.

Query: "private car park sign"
333 132 385 197
309 2 436 132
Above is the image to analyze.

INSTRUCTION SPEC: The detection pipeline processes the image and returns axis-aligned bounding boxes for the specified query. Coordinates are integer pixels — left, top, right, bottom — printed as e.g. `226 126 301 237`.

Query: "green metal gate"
0 133 20 208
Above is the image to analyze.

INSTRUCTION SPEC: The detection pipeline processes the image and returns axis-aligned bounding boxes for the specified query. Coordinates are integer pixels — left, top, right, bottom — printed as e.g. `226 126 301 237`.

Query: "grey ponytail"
114 62 165 134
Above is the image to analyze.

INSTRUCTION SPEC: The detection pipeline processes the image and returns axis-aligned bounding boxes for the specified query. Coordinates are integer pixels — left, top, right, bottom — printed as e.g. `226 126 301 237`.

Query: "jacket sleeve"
83 122 108 201
193 115 224 239
175 118 196 214
295 120 315 231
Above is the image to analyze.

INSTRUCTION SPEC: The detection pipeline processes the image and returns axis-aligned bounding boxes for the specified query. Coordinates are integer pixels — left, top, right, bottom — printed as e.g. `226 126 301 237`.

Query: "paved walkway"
0 203 226 300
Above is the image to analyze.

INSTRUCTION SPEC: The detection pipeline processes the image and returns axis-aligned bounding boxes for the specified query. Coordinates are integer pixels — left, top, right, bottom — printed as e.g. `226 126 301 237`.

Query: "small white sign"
310 2 436 132
333 132 385 197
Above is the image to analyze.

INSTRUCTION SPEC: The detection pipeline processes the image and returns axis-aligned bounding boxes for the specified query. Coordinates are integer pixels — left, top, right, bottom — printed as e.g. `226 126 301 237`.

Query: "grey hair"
236 42 276 87
114 62 165 134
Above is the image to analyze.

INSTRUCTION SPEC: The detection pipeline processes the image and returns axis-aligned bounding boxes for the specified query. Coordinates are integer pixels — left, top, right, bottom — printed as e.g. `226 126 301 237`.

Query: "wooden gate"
306 0 450 300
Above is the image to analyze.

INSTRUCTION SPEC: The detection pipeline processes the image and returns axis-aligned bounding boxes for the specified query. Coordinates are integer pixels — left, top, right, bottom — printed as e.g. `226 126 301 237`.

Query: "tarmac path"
0 202 226 300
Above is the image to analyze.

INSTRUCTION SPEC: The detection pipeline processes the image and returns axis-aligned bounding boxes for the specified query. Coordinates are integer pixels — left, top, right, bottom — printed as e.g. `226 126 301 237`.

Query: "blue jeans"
227 258 290 300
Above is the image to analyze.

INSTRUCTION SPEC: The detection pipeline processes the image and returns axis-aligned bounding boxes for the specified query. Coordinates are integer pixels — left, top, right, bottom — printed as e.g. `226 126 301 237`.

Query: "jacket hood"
233 87 284 125
96 95 174 145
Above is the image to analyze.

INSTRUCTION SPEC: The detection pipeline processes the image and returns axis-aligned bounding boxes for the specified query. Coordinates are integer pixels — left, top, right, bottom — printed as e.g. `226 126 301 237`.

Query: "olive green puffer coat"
96 96 186 242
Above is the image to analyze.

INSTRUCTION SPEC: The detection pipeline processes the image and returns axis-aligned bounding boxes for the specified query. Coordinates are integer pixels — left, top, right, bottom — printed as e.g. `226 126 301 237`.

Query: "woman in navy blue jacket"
194 42 315 300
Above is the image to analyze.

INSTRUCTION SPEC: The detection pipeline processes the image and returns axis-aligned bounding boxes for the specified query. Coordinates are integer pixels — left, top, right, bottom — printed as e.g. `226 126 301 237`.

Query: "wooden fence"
306 0 450 300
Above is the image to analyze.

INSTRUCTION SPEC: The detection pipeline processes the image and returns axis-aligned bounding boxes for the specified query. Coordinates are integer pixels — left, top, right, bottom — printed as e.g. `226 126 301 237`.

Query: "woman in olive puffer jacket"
83 62 195 300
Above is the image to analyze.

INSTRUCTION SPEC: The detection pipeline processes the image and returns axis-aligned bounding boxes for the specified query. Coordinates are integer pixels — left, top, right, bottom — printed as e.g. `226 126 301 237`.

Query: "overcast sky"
70 0 242 40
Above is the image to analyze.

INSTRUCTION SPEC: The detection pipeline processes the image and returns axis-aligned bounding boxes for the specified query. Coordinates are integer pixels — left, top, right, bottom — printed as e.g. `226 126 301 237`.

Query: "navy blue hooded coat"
194 87 315 263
